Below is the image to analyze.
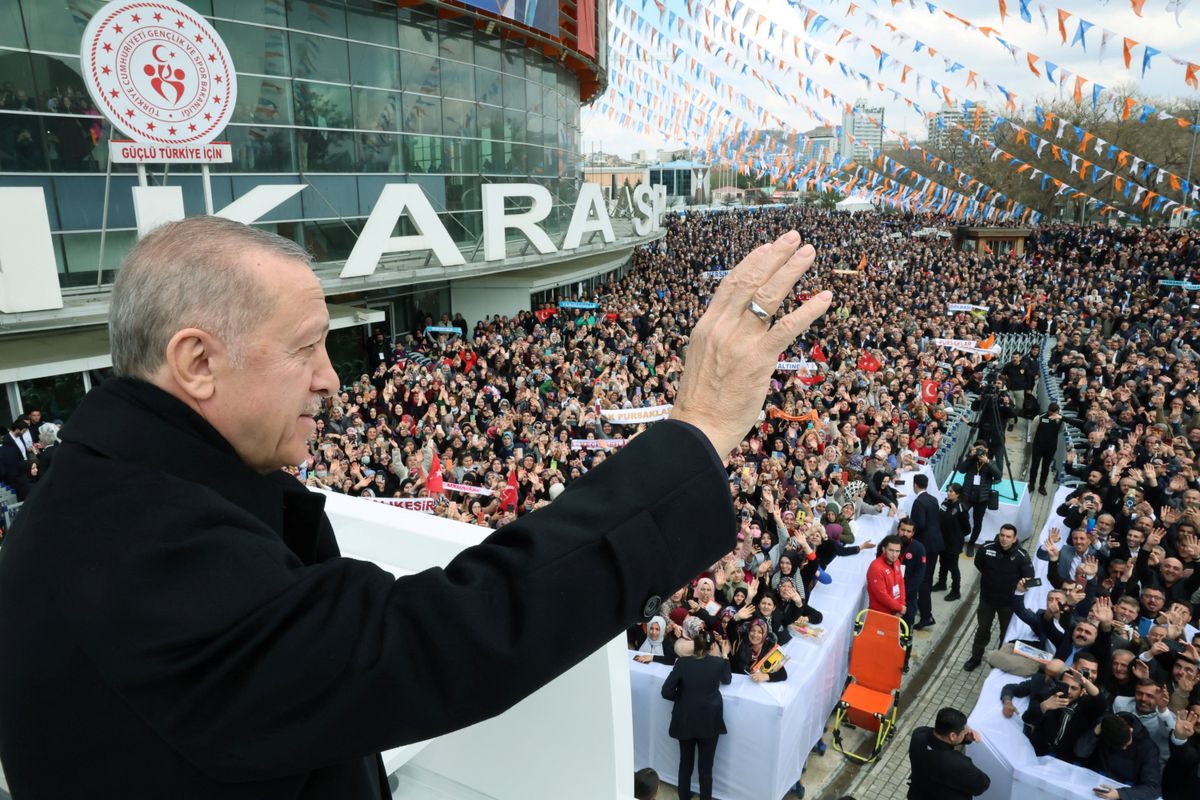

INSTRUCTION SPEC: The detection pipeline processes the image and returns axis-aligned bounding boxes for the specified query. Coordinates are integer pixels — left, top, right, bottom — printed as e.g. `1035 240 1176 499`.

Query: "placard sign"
81 0 237 148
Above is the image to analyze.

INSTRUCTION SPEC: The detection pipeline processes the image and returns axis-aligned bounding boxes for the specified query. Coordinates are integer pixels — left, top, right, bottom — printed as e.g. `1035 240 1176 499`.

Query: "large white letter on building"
561 183 616 250
481 183 556 262
342 184 466 278
0 188 63 313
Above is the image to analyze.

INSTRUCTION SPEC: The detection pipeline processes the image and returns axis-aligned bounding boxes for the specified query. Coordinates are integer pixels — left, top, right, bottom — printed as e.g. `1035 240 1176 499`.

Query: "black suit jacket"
0 379 734 798
661 654 732 740
910 491 944 555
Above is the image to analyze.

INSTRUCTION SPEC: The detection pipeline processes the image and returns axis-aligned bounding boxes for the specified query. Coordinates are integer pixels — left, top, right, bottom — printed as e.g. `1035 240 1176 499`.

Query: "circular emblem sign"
80 0 237 146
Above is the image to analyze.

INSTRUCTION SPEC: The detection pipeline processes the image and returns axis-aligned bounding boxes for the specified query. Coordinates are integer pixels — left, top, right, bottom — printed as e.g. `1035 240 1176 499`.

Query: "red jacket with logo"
866 554 905 614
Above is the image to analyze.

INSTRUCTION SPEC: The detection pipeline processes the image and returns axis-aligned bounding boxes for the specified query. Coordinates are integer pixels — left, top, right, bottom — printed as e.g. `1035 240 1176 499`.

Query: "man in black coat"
897 517 927 632
907 707 990 800
0 217 835 798
957 444 1001 557
933 483 970 600
963 523 1033 671
1074 713 1164 800
0 418 30 498
1028 402 1066 496
909 472 943 628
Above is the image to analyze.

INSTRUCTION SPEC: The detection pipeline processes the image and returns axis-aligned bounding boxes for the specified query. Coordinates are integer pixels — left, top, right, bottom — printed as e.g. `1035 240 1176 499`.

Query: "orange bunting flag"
1121 97 1137 120
1027 53 1041 77
967 70 979 88
847 2 858 16
1057 9 1071 44
1123 38 1137 69
998 0 1008 21
978 26 999 37
837 29 852 45
1073 75 1086 105
1187 63 1199 90
1130 0 1146 16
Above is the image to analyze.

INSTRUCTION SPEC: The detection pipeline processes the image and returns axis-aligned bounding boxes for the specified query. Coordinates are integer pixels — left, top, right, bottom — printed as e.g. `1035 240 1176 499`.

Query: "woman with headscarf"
633 616 676 665
660 624 731 800
731 618 788 682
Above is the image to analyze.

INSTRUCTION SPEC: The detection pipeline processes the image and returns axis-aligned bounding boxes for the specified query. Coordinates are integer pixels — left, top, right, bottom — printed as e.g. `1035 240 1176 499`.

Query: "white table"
944 470 1035 544
630 515 894 800
968 670 1146 800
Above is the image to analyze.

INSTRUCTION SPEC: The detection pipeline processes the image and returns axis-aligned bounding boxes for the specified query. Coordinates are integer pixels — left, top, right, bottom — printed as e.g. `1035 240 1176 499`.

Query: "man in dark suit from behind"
907 707 990 800
909 472 943 629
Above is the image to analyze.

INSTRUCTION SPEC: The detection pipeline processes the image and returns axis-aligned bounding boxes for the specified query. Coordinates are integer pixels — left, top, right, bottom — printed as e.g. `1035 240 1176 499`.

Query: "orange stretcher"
830 609 909 764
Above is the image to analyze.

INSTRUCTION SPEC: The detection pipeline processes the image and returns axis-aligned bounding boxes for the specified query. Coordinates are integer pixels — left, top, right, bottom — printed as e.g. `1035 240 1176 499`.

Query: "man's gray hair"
38 422 60 447
109 216 312 378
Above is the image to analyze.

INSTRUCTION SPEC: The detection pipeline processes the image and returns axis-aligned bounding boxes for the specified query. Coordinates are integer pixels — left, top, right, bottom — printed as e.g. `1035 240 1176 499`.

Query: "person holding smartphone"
906 707 990 800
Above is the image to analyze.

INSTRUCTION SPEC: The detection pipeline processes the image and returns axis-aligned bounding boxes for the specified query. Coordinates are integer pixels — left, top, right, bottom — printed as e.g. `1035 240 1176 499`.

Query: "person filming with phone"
957 443 1001 557
906 707 990 800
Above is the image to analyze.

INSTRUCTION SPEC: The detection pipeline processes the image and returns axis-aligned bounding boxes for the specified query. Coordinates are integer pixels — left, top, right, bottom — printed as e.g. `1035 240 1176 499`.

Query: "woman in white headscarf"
633 616 672 664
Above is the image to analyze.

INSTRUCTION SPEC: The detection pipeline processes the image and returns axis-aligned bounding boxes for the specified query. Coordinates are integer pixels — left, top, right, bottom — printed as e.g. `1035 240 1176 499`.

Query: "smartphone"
1024 577 1043 588
894 479 906 486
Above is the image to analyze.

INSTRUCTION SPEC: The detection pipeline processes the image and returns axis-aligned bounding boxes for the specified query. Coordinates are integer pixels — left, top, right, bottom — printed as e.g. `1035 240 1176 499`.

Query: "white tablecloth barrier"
630 515 895 800
967 670 1145 800
980 485 1167 799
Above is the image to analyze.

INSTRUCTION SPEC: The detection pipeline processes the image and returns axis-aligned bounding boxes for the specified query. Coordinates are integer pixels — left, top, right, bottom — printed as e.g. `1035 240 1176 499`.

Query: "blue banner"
559 301 600 310
424 325 463 335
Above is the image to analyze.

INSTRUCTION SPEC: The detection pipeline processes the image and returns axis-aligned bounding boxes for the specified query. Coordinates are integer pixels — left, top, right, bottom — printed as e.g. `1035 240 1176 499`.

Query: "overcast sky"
581 0 1200 158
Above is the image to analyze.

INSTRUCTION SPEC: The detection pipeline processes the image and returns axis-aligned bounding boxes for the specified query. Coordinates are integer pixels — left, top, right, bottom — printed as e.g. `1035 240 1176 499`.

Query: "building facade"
838 99 883 163
0 0 662 423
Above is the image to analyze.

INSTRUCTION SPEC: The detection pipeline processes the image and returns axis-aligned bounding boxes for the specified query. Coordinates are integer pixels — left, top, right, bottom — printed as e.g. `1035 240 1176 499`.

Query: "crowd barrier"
968 484 1188 800
630 513 896 800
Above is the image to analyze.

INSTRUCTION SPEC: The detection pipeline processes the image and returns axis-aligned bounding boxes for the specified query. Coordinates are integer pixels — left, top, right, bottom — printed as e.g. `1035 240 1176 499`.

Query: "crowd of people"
3 206 1199 797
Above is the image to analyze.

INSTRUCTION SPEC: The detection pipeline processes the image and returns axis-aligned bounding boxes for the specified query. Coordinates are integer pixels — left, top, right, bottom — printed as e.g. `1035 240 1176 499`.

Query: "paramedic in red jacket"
868 535 907 617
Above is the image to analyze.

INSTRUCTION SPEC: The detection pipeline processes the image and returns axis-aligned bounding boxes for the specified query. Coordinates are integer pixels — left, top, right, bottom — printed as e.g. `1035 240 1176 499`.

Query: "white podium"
322 491 636 800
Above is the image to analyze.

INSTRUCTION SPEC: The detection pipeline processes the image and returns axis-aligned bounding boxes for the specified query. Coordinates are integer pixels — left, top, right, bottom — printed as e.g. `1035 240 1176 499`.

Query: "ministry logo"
81 0 237 147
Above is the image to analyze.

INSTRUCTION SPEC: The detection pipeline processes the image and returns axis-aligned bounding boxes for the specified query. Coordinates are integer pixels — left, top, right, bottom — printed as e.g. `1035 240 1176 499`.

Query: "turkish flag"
427 452 445 495
535 308 557 323
857 351 881 372
920 380 939 404
501 471 519 512
798 373 825 387
811 343 827 363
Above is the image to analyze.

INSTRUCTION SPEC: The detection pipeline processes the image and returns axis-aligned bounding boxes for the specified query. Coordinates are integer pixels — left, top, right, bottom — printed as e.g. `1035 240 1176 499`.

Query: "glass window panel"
0 0 27 48
476 104 504 140
225 124 296 171
444 175 480 212
402 93 440 135
403 134 443 173
398 13 437 55
504 142 526 174
475 68 501 106
474 39 500 71
479 140 502 173
286 0 345 36
543 86 558 120
357 131 401 172
400 51 439 94
346 0 398 46
441 98 475 138
349 43 400 90
216 21 291 77
527 86 543 115
527 113 542 144
439 60 474 101
177 0 213 14
20 0 105 54
502 75 525 111
233 75 293 125
528 144 545 176
30 54 87 115
503 107 525 143
298 129 354 171
353 88 399 131
0 113 49 171
442 138 477 174
294 81 351 129
0 51 38 106
437 26 473 63
214 0 286 25
17 371 86 419
500 49 525 77
291 33 349 82
45 113 104 172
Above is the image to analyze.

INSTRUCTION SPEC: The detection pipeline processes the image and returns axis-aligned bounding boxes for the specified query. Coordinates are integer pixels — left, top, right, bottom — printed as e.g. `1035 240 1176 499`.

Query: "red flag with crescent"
920 380 939 405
